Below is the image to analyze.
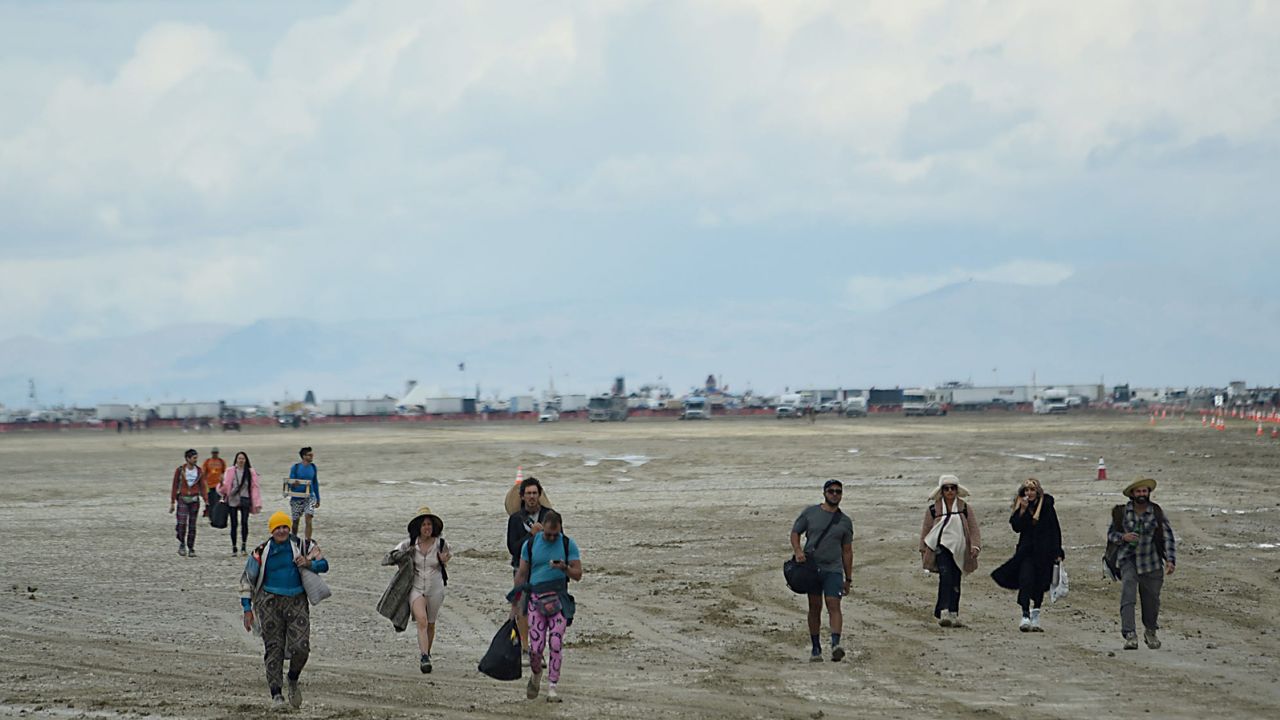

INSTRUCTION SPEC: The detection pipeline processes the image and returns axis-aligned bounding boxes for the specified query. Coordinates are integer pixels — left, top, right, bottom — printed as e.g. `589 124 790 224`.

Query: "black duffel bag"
782 508 843 594
478 618 522 681
783 557 822 594
209 500 229 529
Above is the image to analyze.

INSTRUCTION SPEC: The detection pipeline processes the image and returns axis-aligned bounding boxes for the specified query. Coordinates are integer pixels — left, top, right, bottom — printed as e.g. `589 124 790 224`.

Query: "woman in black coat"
990 478 1064 632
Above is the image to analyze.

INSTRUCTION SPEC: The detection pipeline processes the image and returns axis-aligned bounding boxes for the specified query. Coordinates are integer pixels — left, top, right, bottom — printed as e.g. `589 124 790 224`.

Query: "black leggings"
1017 557 1045 615
228 505 251 547
934 546 962 617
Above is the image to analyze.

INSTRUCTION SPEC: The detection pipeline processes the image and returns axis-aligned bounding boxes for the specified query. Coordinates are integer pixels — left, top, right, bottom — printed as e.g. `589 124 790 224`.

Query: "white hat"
929 474 970 501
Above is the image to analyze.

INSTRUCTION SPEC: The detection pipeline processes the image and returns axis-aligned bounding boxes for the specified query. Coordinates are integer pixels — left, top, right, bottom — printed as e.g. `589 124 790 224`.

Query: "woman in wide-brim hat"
379 505 451 674
919 474 982 627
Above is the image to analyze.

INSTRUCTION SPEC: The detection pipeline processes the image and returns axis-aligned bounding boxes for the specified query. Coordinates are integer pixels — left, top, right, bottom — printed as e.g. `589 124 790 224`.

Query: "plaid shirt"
1108 501 1176 575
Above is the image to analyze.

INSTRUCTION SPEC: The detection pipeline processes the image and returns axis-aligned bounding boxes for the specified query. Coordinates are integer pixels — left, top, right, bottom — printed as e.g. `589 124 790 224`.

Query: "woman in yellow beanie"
238 510 329 708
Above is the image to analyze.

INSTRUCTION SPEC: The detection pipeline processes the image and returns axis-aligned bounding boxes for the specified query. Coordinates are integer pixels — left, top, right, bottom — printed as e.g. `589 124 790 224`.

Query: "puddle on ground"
1004 452 1046 462
583 454 652 467
378 480 400 484
847 448 860 454
1054 440 1089 446
898 455 941 461
1222 542 1279 550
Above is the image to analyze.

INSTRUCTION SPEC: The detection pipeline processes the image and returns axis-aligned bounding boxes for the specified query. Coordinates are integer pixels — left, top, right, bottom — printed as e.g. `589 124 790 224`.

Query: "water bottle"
1130 518 1144 549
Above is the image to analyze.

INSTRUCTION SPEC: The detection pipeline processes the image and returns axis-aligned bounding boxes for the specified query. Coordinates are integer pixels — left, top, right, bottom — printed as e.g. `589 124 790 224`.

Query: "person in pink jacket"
218 451 264 556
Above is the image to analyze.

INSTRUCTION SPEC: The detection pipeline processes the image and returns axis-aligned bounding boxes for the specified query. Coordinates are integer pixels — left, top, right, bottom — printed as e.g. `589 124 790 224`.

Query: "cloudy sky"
2 1 1277 401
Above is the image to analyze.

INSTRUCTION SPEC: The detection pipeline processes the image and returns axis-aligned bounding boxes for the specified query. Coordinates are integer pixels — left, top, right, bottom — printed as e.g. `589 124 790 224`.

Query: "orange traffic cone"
515 465 524 485
1097 458 1107 481
1202 416 1208 427
1272 428 1278 439
1258 423 1265 437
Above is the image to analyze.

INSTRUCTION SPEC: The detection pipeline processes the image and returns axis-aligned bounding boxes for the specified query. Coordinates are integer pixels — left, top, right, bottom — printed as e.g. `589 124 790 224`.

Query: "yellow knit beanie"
268 511 292 532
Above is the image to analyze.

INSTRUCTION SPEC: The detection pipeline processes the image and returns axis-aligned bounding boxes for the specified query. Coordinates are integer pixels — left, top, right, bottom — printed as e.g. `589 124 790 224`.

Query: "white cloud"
844 260 1074 313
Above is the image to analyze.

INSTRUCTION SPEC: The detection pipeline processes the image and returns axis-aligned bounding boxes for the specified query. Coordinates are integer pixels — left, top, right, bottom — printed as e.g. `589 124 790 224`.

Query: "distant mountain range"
3 275 1277 408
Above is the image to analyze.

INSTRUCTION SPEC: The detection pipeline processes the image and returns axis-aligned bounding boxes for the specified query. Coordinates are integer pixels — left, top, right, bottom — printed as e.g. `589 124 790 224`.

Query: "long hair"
1011 477 1046 523
233 452 252 494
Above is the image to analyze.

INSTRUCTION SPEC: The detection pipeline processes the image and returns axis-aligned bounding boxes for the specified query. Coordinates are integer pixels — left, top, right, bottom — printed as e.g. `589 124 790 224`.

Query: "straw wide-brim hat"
928 474 970 501
408 505 443 537
1122 478 1157 498
504 483 552 516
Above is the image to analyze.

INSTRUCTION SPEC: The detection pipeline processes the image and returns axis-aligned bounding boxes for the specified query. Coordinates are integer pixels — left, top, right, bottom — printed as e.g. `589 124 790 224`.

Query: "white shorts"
410 586 445 623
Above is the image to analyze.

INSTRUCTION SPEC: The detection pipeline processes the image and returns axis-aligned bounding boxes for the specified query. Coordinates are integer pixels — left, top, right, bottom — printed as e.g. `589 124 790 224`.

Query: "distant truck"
1035 388 1070 414
588 395 629 422
843 397 868 417
680 396 711 420
903 389 948 417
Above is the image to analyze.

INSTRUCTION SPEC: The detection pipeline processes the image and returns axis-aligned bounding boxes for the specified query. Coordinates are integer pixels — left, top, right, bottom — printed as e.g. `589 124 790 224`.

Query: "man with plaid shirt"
1107 478 1177 650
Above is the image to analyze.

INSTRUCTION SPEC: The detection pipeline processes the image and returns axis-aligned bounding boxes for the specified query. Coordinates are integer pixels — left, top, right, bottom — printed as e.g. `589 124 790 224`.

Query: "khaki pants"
1119 557 1163 637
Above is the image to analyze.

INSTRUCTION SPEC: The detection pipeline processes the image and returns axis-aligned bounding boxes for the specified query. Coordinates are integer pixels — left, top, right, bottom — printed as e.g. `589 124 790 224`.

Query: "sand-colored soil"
2 413 1278 719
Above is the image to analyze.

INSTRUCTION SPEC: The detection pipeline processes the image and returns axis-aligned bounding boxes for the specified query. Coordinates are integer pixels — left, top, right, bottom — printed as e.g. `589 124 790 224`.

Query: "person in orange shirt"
203 447 227 509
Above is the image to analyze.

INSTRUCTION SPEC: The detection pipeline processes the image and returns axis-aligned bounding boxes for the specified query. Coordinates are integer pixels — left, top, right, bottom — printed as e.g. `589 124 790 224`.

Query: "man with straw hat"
506 476 551 652
239 510 329 708
1107 478 1177 650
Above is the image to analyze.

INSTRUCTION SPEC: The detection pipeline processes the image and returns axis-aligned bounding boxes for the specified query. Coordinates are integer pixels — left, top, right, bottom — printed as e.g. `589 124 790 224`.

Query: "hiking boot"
809 648 823 662
232 546 238 556
938 610 952 627
831 645 846 662
287 679 302 709
177 544 187 557
1123 635 1139 650
1144 629 1161 649
526 671 541 699
1019 616 1031 632
546 686 562 703
187 547 197 558
420 653 432 674
1030 609 1043 632
950 614 964 628
271 693 285 706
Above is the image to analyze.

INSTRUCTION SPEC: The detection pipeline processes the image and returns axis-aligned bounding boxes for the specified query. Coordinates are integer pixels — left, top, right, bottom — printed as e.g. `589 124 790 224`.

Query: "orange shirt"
203 457 227 491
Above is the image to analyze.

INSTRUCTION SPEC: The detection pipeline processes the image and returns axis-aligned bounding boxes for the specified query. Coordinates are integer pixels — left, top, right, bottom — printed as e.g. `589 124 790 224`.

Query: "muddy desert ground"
2 413 1278 719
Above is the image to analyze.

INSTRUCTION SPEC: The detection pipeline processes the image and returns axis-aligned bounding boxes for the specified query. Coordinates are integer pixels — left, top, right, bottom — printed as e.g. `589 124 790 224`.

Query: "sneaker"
546 686 562 703
178 545 187 557
1123 635 1139 650
231 547 239 556
950 614 964 628
809 648 823 663
938 610 952 627
1030 609 1043 632
1144 629 1161 649
241 548 248 557
1019 616 1031 632
187 548 197 558
526 671 541 699
287 679 302 709
420 653 432 674
831 645 846 662
271 693 285 706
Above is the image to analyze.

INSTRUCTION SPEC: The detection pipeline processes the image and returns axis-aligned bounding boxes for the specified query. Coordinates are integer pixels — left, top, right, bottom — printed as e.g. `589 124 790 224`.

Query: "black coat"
990 494 1064 593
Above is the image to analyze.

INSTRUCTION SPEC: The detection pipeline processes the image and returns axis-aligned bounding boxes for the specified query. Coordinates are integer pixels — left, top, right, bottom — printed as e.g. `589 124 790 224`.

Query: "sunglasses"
941 485 958 491
825 488 843 494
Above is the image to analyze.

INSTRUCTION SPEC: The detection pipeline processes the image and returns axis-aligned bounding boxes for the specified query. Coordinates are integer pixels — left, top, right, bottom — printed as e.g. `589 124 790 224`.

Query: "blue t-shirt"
288 463 320 502
522 533 581 586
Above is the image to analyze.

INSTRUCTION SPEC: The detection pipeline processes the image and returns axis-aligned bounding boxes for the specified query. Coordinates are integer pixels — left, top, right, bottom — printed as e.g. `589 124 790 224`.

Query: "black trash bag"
783 558 821 595
478 618 522 681
209 501 229 529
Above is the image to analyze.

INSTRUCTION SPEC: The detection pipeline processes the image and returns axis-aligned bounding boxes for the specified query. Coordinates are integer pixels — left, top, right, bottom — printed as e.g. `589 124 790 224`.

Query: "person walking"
509 510 581 703
1108 478 1176 650
506 476 552 652
218 451 263 556
239 511 330 708
379 506 452 673
285 447 320 540
789 479 854 662
202 447 227 513
919 474 981 627
169 449 207 557
991 478 1064 632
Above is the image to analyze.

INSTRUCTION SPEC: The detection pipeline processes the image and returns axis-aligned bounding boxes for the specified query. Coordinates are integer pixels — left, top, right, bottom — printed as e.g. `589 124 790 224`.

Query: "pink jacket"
218 467 263 514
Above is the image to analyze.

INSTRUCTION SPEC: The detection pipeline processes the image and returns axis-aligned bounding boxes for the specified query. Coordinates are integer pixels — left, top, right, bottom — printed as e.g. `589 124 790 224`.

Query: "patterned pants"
175 500 200 548
527 600 567 684
258 593 310 689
